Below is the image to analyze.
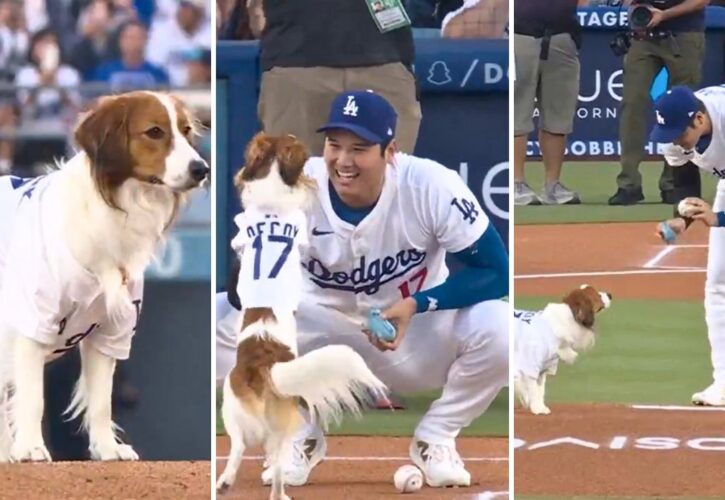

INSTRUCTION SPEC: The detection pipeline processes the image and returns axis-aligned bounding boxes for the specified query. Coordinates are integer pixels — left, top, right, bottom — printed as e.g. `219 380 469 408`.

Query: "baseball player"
651 85 725 406
217 90 509 488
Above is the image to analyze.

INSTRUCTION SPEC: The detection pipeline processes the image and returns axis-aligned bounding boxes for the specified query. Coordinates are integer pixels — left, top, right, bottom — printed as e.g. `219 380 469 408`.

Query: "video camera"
609 0 683 56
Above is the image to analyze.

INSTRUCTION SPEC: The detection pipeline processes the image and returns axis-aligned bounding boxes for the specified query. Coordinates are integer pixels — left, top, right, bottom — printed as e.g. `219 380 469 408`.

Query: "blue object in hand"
658 221 677 244
367 308 396 342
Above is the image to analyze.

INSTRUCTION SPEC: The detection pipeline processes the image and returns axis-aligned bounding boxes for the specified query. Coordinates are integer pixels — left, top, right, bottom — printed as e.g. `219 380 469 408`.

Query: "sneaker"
540 181 581 205
692 382 725 406
409 439 471 488
514 182 541 206
608 187 644 206
261 435 327 486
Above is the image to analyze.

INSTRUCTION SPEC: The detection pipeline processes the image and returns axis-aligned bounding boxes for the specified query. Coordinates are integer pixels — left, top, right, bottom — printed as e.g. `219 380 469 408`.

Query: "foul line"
516 268 705 279
216 455 507 462
643 246 675 268
632 404 725 412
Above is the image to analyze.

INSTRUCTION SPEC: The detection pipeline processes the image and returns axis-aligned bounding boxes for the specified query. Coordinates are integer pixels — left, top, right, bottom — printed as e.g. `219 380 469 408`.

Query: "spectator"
218 0 260 40
185 47 211 84
256 0 421 155
513 0 581 206
441 0 508 38
93 20 169 91
0 0 29 81
146 0 211 87
607 0 708 206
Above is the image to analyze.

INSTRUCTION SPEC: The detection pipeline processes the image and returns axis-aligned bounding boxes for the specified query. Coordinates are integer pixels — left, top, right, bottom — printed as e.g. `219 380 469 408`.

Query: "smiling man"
650 85 725 407
250 90 509 488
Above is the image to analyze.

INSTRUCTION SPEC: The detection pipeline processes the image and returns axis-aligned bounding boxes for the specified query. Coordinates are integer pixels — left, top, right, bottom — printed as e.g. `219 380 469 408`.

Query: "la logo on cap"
342 95 359 117
656 109 665 125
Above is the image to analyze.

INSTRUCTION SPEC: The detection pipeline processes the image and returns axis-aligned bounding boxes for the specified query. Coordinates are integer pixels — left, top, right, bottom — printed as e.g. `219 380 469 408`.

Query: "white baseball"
393 464 423 493
678 199 699 217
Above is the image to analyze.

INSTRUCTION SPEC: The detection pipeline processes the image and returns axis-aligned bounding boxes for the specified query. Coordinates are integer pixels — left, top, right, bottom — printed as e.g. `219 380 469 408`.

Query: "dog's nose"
189 160 210 181
606 292 613 300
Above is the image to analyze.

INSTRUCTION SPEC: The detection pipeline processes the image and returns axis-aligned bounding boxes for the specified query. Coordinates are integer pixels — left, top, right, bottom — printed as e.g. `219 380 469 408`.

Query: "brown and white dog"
216 133 387 500
0 91 209 462
514 285 612 415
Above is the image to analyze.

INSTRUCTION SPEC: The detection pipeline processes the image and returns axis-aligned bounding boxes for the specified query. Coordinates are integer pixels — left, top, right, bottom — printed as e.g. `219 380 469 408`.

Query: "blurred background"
0 0 212 460
215 0 509 449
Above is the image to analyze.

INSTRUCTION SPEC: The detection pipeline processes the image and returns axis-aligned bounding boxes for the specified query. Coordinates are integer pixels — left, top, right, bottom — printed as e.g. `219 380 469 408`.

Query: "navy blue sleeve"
717 211 725 227
411 223 509 313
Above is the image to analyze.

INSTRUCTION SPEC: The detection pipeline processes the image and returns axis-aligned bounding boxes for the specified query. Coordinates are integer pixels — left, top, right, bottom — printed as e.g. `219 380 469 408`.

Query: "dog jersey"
301 153 488 320
0 174 143 362
232 207 308 311
662 85 725 181
514 309 560 379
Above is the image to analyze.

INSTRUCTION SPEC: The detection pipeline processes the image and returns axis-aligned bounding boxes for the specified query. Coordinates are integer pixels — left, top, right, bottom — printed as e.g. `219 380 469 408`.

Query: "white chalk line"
643 246 675 268
474 491 510 500
216 455 508 462
516 268 705 279
632 404 725 412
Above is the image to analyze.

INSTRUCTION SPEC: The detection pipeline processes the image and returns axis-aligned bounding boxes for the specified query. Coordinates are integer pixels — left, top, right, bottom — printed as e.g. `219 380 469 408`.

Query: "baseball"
393 464 423 493
678 199 699 217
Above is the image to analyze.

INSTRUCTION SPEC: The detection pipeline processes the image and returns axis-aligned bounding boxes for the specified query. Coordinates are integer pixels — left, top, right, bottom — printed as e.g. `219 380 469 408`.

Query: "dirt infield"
515 221 708 299
216 435 508 499
515 404 725 496
0 460 210 499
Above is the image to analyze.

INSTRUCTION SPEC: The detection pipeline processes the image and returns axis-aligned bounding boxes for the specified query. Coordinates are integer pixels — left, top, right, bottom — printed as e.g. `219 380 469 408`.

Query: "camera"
608 0 682 56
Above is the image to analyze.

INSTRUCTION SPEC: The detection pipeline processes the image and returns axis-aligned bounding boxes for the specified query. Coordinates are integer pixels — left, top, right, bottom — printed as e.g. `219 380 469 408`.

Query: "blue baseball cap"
317 90 397 144
650 86 700 144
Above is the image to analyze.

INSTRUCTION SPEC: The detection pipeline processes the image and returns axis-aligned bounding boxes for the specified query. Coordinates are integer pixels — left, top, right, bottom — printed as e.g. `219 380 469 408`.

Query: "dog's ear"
276 135 309 186
243 132 276 181
74 95 134 209
563 290 595 328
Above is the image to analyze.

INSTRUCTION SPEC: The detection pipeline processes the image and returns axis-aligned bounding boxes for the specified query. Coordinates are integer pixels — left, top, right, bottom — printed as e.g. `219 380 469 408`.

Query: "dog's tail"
269 345 387 429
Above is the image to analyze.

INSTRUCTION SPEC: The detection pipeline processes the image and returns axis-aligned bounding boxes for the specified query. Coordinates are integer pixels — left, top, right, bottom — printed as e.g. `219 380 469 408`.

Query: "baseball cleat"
409 439 471 488
261 435 327 487
692 382 725 406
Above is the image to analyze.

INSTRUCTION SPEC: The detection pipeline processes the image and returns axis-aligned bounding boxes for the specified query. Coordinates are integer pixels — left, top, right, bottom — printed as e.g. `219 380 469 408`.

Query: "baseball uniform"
0 174 143 364
219 151 509 445
232 207 308 311
656 85 725 387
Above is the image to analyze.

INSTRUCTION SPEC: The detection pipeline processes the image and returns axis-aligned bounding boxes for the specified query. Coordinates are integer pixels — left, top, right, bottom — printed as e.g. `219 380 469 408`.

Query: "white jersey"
232 207 308 311
301 153 489 320
514 309 560 379
663 85 725 182
0 174 142 361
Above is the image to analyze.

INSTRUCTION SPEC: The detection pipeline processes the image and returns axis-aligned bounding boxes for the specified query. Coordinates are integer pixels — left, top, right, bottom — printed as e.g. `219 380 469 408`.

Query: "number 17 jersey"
232 207 309 311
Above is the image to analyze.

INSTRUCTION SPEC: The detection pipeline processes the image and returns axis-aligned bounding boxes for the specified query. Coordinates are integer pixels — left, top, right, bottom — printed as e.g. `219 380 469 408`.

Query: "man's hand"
688 198 719 227
363 297 417 352
646 6 666 29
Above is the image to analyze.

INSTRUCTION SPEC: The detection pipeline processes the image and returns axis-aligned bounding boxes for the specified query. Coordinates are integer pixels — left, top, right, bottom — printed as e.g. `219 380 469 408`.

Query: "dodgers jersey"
0 174 142 361
232 207 308 311
514 309 560 379
663 85 725 180
301 153 488 319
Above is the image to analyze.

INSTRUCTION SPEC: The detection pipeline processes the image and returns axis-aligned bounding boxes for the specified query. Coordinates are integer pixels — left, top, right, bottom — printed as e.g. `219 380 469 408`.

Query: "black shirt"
260 0 414 72
649 0 705 32
514 0 578 34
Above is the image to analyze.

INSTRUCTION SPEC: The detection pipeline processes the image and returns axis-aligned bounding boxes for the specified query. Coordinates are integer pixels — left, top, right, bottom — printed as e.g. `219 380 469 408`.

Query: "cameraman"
608 0 709 206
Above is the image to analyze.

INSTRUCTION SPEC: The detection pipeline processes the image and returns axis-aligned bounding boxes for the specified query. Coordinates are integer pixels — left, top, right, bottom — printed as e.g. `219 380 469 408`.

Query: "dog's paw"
530 404 551 415
90 442 139 461
216 476 233 495
10 441 51 462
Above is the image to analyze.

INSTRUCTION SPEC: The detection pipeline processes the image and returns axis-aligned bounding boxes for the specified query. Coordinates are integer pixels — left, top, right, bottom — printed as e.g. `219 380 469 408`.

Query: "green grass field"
517 161 714 499
516 161 718 224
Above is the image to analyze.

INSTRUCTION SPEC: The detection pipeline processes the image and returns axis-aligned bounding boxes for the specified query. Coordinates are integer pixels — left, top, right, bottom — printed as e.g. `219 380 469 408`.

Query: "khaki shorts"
258 63 421 155
514 33 580 136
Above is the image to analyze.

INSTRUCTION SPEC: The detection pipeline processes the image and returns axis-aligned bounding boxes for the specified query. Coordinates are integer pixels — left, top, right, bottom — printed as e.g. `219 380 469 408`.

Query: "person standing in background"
513 0 581 206
255 0 421 155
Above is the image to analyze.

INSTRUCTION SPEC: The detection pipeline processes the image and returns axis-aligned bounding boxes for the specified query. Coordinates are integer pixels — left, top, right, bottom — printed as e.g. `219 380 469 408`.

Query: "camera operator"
608 0 709 206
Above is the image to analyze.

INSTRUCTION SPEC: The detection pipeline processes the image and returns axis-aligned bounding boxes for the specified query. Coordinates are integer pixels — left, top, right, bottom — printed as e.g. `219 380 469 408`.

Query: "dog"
0 91 209 462
514 284 612 415
216 133 387 500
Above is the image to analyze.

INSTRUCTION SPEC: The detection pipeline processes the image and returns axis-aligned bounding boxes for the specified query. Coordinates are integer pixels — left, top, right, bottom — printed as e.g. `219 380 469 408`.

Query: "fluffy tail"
269 345 388 429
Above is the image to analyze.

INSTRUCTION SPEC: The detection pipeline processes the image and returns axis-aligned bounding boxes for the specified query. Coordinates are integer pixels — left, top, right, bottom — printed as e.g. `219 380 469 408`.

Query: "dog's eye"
144 126 165 139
